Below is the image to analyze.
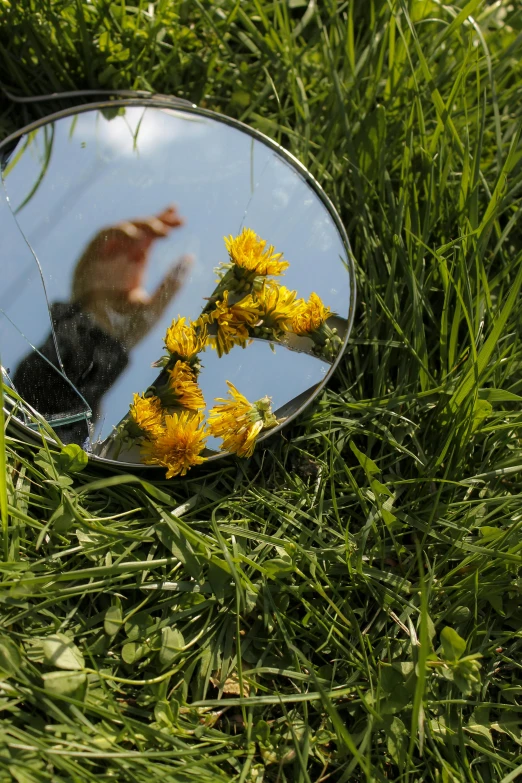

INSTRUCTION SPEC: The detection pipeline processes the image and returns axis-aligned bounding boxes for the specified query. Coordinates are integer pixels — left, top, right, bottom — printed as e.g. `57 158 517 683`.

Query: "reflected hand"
72 205 193 348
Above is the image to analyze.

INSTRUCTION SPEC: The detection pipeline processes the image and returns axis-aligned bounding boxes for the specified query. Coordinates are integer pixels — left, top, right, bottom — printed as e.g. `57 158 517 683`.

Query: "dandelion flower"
224 228 289 277
128 393 164 438
208 381 278 458
164 316 207 362
192 312 212 333
169 361 205 410
291 292 331 335
212 291 262 327
252 282 302 334
141 410 208 478
208 290 261 356
154 360 205 411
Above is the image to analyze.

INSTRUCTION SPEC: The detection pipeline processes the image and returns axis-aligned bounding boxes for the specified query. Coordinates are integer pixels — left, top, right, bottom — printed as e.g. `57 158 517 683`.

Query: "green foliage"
1 0 522 780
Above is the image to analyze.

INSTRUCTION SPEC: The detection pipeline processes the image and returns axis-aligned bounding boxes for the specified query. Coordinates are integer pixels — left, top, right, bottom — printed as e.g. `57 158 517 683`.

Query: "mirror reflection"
0 105 352 474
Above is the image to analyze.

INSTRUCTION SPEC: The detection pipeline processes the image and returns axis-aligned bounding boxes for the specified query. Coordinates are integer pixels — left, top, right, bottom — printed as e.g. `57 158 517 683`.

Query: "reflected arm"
122 255 193 348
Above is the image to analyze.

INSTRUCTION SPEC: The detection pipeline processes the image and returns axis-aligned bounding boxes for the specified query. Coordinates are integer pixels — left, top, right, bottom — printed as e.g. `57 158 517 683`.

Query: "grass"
1 0 522 780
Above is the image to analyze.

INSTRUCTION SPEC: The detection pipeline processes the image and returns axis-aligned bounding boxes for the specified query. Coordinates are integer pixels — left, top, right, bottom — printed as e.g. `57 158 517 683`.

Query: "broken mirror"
0 101 355 475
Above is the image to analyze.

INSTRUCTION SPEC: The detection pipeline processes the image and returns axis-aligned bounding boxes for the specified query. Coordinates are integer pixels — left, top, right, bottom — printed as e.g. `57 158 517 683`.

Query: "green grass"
1 0 522 780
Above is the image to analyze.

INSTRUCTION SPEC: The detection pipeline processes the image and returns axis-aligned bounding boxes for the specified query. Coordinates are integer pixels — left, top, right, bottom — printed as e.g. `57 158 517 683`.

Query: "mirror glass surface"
0 104 353 465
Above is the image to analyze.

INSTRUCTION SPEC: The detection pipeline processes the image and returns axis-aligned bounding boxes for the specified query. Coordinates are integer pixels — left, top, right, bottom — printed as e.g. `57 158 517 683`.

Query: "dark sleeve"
12 303 129 433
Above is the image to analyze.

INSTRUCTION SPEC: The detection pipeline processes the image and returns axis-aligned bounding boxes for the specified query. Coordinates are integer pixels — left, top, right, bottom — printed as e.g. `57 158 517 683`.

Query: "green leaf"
478 388 522 403
207 562 230 603
34 450 57 478
471 399 492 433
124 611 152 642
449 260 522 412
466 708 494 748
357 104 386 180
52 474 74 488
349 441 380 475
0 635 22 677
49 502 75 533
380 665 403 694
487 594 504 615
9 769 43 783
155 520 202 581
56 444 88 473
479 526 503 539
380 662 416 714
77 474 173 504
494 711 522 741
42 633 85 670
104 604 123 636
264 557 294 579
253 719 270 745
440 627 467 662
42 670 87 700
453 659 482 694
383 715 407 770
122 642 146 665
98 30 110 51
245 589 258 614
371 478 393 497
154 699 175 726
427 614 437 645
381 507 399 527
231 90 251 108
159 627 185 668
448 606 471 625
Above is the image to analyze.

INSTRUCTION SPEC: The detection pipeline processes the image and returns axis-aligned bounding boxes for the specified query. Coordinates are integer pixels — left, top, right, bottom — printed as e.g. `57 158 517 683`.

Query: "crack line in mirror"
2 372 91 434
0 171 102 314
0 307 93 428
0 176 67 379
1 365 28 425
237 143 271 234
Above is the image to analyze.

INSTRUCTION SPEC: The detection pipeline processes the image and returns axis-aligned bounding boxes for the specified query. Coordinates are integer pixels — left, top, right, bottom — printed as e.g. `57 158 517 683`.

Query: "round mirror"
0 99 355 475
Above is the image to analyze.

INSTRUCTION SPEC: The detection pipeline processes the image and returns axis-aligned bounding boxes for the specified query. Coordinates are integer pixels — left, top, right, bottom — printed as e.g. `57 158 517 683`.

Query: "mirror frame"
0 97 356 466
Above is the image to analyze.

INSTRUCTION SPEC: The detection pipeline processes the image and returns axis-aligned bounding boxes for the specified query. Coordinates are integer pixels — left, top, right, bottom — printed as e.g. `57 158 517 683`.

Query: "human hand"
72 205 193 347
72 205 185 302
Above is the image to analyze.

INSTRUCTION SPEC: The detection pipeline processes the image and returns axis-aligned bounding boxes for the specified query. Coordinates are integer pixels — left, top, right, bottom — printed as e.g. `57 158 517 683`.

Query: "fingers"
91 206 186 268
150 254 194 305
97 205 183 243
171 253 194 281
126 205 185 239
156 205 185 229
130 216 171 238
100 222 142 241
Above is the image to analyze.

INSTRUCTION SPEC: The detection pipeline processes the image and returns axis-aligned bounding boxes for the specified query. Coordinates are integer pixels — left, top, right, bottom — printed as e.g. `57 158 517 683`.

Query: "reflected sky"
1 107 351 452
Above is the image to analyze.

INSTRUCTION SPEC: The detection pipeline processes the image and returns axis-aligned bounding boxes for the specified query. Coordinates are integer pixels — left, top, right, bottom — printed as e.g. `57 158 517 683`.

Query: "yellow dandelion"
208 381 278 458
162 360 205 410
208 291 261 357
208 326 249 357
224 228 289 277
141 410 208 478
212 291 262 327
164 316 207 361
252 282 302 333
291 292 331 335
192 312 212 332
128 393 164 437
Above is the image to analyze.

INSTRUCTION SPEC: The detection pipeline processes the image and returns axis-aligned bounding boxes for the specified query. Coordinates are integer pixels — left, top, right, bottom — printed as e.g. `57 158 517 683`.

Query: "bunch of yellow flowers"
120 228 340 477
204 228 338 358
121 318 208 477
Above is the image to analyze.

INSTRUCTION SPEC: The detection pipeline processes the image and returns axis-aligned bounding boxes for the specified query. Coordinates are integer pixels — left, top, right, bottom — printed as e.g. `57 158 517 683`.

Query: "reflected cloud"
309 214 335 252
272 187 290 209
73 107 209 158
